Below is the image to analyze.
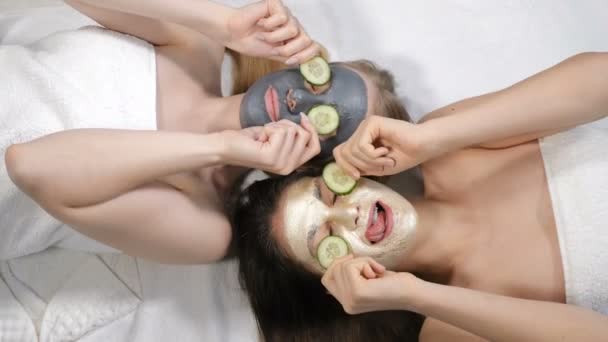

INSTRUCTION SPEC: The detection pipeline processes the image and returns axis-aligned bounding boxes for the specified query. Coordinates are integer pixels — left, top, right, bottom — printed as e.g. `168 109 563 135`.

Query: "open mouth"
365 201 394 244
264 86 280 122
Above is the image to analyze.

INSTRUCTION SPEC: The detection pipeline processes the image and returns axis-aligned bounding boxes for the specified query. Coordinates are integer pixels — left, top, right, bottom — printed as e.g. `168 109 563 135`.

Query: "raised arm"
5 118 319 263
65 0 320 63
334 52 608 178
422 52 608 149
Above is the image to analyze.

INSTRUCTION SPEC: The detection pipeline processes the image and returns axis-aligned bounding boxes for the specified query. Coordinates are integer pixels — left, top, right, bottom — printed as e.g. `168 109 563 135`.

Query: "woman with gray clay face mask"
232 53 608 341
3 0 408 263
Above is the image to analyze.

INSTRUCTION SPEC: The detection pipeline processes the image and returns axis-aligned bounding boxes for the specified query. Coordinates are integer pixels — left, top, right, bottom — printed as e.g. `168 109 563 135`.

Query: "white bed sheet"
1 1 607 341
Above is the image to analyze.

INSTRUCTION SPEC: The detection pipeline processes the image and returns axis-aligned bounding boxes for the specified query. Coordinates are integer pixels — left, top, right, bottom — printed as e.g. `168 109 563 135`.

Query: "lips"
365 201 394 244
264 86 280 122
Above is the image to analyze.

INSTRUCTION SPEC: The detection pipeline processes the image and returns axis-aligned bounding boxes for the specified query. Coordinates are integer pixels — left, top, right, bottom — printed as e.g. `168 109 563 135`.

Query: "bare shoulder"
155 37 226 125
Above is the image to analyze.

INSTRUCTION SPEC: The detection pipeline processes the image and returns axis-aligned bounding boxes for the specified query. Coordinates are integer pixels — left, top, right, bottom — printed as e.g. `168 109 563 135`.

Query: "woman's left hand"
321 255 421 314
225 0 320 64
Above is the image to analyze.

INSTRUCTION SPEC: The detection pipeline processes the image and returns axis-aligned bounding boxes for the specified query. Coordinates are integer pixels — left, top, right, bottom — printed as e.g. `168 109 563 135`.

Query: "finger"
321 254 353 291
351 148 394 168
361 264 377 279
262 17 300 43
263 126 287 157
361 144 391 160
326 254 354 274
333 146 361 179
276 126 297 172
240 126 264 139
286 127 310 170
264 119 296 132
368 259 386 274
257 131 269 142
267 0 289 16
277 32 313 58
299 113 321 162
257 13 289 30
341 150 378 175
239 1 271 29
286 42 321 66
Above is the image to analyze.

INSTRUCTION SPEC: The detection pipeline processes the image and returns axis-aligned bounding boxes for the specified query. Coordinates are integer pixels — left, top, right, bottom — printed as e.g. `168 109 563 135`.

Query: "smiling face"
272 177 418 273
240 64 374 161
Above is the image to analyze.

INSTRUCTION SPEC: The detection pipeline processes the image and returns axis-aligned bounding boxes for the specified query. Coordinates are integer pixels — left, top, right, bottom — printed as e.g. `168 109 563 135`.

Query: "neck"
396 199 477 283
189 93 245 133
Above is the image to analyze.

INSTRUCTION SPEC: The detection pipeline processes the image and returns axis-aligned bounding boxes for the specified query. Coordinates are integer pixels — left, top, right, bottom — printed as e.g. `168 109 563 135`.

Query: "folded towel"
0 26 157 260
540 118 608 314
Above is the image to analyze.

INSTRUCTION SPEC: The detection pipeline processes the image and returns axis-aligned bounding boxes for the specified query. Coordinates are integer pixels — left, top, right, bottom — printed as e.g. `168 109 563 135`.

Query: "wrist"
215 130 234 165
418 115 472 157
396 273 428 312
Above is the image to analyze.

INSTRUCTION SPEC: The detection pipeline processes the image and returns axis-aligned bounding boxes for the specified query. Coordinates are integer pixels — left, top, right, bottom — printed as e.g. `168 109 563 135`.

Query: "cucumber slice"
322 162 357 195
300 56 331 86
308 105 340 135
317 236 350 269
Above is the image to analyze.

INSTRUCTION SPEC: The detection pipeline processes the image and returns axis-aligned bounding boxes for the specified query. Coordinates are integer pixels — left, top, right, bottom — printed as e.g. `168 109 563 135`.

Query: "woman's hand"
321 255 421 314
222 114 321 174
333 116 442 179
225 0 320 64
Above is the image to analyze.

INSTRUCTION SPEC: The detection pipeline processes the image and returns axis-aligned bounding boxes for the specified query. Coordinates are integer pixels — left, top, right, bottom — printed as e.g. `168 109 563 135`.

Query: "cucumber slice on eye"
317 236 350 269
300 56 331 86
308 105 340 135
322 162 357 195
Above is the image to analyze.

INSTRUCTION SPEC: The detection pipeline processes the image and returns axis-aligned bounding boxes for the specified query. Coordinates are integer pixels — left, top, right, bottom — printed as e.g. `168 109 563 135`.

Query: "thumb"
241 126 265 139
267 0 286 14
237 1 270 30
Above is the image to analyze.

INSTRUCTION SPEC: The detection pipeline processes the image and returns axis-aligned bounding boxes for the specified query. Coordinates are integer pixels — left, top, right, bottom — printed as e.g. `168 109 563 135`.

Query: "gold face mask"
276 177 418 273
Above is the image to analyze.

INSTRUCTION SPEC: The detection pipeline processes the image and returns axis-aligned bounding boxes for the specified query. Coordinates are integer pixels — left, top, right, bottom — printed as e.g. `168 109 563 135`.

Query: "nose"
328 206 358 231
288 88 324 114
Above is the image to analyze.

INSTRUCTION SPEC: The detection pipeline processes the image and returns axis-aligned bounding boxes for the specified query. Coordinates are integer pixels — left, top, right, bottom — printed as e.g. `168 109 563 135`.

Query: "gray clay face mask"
239 64 368 162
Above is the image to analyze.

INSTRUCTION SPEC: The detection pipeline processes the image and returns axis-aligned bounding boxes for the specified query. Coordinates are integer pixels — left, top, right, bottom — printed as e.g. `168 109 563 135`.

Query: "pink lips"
365 201 394 244
264 86 280 122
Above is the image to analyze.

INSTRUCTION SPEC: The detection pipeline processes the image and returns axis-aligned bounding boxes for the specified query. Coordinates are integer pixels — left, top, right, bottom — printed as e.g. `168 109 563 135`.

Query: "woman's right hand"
333 116 442 179
225 0 320 64
222 114 321 175
321 255 422 314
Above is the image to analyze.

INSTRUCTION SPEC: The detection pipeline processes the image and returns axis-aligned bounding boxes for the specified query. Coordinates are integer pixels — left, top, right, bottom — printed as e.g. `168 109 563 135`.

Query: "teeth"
372 205 378 223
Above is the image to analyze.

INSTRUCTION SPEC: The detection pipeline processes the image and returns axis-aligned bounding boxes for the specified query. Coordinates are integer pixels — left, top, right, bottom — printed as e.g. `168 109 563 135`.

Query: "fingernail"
256 33 265 41
285 57 298 65
300 112 309 121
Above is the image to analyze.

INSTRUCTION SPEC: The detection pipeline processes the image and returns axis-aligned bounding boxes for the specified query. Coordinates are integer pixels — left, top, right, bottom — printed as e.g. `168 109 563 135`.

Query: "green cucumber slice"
300 56 331 86
308 105 339 135
322 162 357 195
317 236 350 269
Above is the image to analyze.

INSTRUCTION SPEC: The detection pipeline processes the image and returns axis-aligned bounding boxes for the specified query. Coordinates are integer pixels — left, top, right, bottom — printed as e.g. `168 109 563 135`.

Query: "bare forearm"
424 52 608 151
69 0 234 41
410 281 608 341
6 129 225 207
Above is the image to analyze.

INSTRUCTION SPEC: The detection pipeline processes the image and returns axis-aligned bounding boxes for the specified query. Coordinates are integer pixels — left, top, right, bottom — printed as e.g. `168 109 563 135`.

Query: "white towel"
540 118 608 314
0 26 157 260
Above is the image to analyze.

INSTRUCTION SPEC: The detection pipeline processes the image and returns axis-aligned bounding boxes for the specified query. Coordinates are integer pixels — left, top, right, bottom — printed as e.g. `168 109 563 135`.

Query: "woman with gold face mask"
232 52 608 342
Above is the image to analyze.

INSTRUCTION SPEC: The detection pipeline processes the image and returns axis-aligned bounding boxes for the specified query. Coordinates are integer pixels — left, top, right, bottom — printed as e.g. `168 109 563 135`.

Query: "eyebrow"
306 180 323 255
313 178 321 200
307 224 319 257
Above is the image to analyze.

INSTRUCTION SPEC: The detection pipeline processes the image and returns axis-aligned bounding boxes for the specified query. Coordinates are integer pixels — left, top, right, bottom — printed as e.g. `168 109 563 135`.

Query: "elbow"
5 143 44 196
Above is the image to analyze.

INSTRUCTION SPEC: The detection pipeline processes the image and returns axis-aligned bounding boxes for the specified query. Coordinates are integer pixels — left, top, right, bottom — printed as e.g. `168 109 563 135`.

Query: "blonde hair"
227 51 410 123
